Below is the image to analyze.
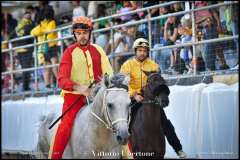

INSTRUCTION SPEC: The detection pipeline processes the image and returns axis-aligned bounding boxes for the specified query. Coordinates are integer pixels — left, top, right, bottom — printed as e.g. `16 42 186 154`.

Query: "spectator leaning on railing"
93 4 110 52
31 5 59 90
194 1 229 71
159 9 180 73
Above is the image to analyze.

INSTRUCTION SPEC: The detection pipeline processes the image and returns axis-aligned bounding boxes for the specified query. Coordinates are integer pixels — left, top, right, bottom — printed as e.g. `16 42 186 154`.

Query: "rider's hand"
134 94 144 102
73 84 91 97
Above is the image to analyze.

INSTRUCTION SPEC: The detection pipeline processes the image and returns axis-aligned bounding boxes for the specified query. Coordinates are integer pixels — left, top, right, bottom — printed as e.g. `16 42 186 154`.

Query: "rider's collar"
77 42 91 51
134 57 148 64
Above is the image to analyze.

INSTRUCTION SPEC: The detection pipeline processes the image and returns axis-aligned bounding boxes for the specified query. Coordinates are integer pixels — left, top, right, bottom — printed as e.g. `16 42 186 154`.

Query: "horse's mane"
110 73 127 86
90 73 129 98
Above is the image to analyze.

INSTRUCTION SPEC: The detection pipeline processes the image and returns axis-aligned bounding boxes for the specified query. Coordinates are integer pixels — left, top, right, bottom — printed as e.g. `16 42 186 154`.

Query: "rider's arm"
58 47 78 91
72 84 91 97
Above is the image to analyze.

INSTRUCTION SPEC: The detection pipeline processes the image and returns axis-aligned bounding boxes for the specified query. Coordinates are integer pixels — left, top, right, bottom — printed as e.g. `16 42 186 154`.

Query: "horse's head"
102 73 131 145
142 70 170 108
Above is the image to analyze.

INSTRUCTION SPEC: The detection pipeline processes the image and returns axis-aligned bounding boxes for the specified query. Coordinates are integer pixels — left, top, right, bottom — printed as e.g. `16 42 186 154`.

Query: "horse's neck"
143 86 154 100
91 87 105 118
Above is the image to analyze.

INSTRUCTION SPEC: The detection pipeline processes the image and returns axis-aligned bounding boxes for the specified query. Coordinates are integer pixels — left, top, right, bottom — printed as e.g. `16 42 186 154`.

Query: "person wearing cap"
120 38 187 158
48 16 113 159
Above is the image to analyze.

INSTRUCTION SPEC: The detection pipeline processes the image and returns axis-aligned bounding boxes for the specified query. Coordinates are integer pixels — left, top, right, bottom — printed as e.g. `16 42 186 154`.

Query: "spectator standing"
195 1 229 70
87 1 97 19
15 9 35 91
2 13 18 39
72 1 86 19
151 5 170 68
117 1 136 23
35 1 54 25
94 4 109 52
154 11 179 73
31 6 59 90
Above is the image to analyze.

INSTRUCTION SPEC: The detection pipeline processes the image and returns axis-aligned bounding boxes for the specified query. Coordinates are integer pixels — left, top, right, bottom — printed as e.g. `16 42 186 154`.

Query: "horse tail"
36 113 56 159
39 115 47 122
39 112 56 125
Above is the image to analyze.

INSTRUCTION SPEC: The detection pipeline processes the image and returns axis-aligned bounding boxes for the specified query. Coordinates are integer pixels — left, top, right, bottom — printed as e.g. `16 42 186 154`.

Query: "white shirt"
87 1 97 18
109 32 125 54
72 6 86 19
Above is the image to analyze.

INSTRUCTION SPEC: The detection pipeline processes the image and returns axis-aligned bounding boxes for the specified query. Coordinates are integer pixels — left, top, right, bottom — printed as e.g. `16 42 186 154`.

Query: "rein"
129 99 160 108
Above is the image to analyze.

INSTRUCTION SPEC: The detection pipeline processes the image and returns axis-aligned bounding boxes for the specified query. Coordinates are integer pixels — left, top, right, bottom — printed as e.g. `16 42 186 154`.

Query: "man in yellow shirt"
120 38 187 158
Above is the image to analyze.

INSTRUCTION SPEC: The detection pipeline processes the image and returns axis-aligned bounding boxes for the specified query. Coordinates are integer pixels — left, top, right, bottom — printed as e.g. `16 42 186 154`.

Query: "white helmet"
133 38 149 49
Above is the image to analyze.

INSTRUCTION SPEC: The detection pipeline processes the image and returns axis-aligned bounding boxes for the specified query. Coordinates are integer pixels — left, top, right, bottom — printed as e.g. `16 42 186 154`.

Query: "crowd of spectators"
1 1 239 94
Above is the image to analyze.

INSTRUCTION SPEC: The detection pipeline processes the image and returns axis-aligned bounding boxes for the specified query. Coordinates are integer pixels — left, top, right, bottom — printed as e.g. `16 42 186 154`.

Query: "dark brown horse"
129 71 170 159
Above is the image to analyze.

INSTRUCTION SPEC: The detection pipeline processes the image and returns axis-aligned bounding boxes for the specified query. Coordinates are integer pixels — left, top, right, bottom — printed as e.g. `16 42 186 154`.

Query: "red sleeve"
57 46 77 91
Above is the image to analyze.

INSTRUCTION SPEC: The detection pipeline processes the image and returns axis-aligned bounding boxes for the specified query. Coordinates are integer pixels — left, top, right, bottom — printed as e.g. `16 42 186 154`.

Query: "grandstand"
1 1 239 159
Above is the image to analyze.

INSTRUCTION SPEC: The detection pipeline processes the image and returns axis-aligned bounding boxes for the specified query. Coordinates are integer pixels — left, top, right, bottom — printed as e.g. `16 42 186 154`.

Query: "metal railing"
2 1 239 97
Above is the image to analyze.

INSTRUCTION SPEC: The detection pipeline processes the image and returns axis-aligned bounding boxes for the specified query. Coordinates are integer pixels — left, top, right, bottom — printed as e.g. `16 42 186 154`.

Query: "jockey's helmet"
133 38 149 50
72 16 93 43
72 16 93 32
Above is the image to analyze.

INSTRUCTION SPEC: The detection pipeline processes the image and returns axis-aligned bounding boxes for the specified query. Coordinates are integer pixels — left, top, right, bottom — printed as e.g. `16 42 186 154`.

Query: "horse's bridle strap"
91 87 129 132
90 111 112 130
108 84 128 91
111 118 128 126
142 100 159 104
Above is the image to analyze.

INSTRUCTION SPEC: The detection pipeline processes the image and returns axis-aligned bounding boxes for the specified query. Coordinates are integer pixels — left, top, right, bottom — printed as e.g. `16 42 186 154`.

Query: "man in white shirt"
72 1 86 19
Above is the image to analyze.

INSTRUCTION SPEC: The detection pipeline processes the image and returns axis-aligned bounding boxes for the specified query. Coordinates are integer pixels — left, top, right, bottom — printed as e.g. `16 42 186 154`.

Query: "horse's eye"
108 103 113 108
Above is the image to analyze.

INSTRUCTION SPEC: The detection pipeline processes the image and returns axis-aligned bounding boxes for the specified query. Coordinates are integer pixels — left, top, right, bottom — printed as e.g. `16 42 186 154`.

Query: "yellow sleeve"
149 59 160 72
120 61 135 97
46 20 57 39
120 60 131 75
154 63 160 72
92 44 113 76
30 24 42 36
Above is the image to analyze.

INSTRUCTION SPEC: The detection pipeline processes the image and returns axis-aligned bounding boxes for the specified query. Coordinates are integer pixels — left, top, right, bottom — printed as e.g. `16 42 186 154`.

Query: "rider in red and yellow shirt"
48 16 113 159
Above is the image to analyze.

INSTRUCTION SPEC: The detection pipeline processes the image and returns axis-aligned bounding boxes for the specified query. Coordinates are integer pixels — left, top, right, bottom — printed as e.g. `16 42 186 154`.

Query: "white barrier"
2 83 238 158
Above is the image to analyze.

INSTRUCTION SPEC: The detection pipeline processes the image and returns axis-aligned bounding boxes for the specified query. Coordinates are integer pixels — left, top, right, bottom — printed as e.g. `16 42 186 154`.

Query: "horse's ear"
103 73 111 88
141 70 157 77
158 68 161 75
122 74 130 86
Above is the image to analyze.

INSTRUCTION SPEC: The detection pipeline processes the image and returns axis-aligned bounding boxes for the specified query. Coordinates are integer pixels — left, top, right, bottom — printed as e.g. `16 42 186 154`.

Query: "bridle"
90 87 130 133
130 73 168 107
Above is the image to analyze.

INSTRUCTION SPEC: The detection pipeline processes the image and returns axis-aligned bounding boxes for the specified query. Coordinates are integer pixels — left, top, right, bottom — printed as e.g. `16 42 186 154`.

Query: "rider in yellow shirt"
120 38 187 158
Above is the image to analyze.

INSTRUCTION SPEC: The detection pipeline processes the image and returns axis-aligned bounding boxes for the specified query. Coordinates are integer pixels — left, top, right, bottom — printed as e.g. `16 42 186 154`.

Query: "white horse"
36 74 131 159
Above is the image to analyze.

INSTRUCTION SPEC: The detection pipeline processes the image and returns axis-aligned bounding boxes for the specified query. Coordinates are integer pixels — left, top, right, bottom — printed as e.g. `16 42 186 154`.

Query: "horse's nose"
116 128 129 145
157 96 169 108
162 98 169 107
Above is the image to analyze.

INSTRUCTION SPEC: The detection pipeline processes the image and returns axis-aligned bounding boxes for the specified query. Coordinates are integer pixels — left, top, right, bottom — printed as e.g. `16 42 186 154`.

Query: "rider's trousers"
160 108 182 153
48 94 86 159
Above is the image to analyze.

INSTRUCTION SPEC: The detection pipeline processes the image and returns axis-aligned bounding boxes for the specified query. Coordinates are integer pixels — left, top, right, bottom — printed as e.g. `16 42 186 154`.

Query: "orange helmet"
72 16 93 31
